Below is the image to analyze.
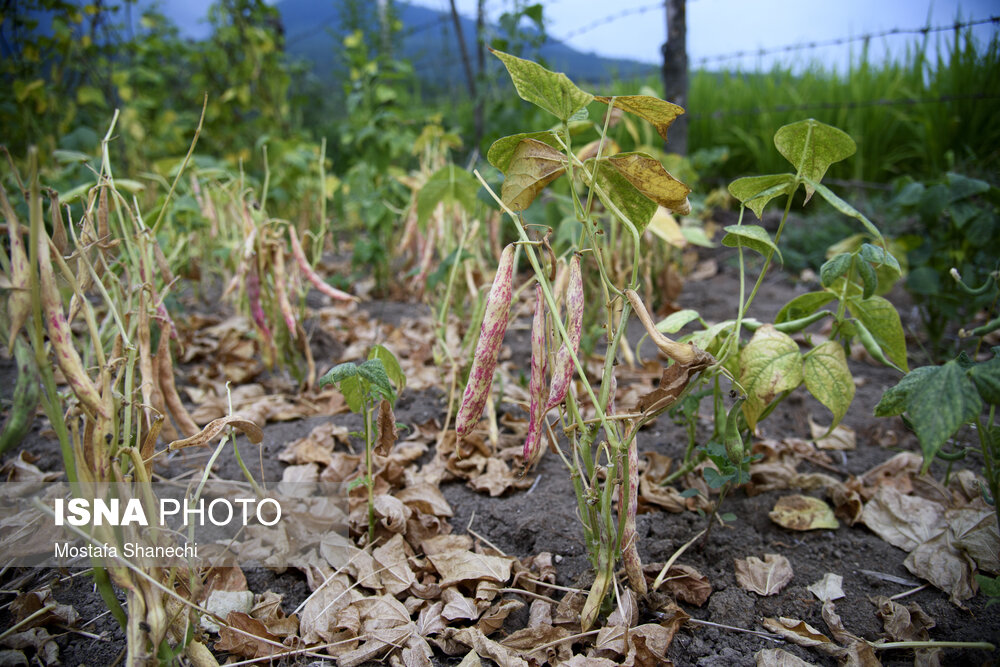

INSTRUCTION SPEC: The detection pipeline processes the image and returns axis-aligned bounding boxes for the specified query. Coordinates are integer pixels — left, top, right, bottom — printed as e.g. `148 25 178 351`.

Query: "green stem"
365 398 376 543
873 640 995 651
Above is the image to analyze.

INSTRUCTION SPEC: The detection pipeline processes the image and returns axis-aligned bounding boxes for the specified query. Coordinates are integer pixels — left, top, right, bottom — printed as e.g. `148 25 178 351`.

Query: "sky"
415 0 999 71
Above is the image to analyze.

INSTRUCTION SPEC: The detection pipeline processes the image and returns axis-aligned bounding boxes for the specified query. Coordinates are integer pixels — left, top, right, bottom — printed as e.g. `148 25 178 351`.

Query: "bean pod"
620 437 646 595
456 243 516 439
289 227 358 302
523 283 548 467
544 254 583 411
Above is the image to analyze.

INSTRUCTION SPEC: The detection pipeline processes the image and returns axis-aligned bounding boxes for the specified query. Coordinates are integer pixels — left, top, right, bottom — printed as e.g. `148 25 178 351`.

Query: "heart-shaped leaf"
501 139 567 211
774 119 855 199
607 152 691 214
487 131 561 173
803 340 855 427
740 325 803 431
492 49 593 121
728 174 795 219
722 224 782 263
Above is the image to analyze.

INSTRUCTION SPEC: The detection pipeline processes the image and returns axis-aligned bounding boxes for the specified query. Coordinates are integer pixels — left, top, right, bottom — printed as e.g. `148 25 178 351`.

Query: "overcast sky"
418 0 998 70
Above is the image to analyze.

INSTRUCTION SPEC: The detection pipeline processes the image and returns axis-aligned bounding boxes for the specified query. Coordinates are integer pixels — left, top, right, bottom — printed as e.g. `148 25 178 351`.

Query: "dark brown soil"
2 241 998 667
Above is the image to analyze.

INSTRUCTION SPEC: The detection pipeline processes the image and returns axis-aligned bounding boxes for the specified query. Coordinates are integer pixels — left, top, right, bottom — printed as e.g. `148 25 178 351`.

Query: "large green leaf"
487 131 561 173
774 119 855 199
803 341 855 427
491 49 593 121
501 139 567 211
319 362 365 413
655 309 702 334
776 291 836 324
740 325 804 431
968 353 1000 405
586 159 657 233
727 174 795 219
874 366 937 417
607 152 691 213
358 358 394 401
847 295 908 372
417 165 481 227
905 361 983 466
721 224 782 263
594 95 684 141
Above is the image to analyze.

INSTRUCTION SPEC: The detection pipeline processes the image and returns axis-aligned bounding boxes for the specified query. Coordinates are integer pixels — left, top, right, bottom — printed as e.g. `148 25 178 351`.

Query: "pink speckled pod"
247 260 272 343
545 254 583 411
523 283 548 467
620 437 646 594
456 243 516 438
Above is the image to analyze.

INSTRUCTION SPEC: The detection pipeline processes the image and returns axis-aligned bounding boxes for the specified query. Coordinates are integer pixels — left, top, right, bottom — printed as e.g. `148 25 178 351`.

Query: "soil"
2 240 998 667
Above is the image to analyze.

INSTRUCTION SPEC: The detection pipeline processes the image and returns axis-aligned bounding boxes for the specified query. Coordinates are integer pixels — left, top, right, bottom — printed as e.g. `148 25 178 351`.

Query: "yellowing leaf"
769 494 840 531
595 95 684 141
740 325 803 431
607 152 691 214
647 207 686 246
803 341 855 428
501 139 566 211
492 49 593 121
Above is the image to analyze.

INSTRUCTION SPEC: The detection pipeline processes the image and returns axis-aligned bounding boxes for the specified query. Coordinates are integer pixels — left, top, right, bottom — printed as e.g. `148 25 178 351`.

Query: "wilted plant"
456 50 907 630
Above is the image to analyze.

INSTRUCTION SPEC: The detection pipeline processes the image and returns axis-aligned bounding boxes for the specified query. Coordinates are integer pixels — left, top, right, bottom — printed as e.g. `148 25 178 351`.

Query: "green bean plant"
456 50 908 630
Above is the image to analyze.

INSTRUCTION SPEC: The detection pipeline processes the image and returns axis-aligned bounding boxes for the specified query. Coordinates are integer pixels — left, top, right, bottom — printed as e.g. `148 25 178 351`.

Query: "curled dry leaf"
761 617 837 654
735 554 794 596
904 531 977 604
167 415 263 450
807 573 845 602
428 550 514 587
769 495 840 531
809 417 856 450
500 624 573 665
214 611 283 659
653 563 712 606
755 648 818 666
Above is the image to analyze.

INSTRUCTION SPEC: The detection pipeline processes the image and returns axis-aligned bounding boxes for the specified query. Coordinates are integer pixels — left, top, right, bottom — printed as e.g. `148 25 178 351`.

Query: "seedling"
319 344 405 543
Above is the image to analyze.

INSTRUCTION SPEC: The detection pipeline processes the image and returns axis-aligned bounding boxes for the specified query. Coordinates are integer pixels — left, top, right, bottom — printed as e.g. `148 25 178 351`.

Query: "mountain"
275 0 657 89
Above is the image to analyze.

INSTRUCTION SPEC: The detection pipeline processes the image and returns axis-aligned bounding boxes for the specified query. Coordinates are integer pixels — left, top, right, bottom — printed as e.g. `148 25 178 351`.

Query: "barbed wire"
693 15 1000 65
556 2 665 41
686 92 1000 120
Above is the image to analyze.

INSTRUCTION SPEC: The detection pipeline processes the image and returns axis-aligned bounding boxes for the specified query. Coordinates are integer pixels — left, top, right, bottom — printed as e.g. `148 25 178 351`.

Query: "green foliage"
886 172 999 356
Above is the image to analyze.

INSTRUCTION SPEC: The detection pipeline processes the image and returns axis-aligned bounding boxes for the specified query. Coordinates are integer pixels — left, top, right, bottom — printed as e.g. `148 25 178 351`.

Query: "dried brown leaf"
755 648 818 666
809 417 856 450
656 564 712 606
500 625 573 664
477 598 524 635
903 531 977 604
735 554 794 596
428 550 514 586
442 587 481 622
215 611 282 659
373 533 417 596
376 398 398 456
807 573 845 602
861 486 945 552
168 415 263 450
761 617 837 653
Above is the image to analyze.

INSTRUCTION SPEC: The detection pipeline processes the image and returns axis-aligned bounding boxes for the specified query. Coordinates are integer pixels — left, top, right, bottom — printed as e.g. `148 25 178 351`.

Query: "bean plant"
454 50 907 629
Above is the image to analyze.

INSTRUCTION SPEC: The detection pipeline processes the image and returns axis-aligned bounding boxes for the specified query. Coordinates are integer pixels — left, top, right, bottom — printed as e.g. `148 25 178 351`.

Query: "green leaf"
417 164 481 228
655 309 702 334
319 362 358 387
805 178 883 240
491 48 594 121
594 95 684 141
703 466 733 489
727 174 795 219
358 359 394 401
721 225 782 263
774 119 855 199
339 374 365 413
975 574 1000 606
369 344 405 394
501 139 567 211
776 291 836 324
857 258 877 299
874 366 938 417
607 152 691 213
487 131 561 173
967 354 1000 405
803 341 855 427
740 325 804 431
905 360 982 465
820 253 852 288
586 159 657 233
847 295 908 372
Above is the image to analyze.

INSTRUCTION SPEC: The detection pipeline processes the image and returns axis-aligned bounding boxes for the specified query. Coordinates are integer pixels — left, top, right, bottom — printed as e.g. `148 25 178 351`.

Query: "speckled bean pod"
272 243 297 337
620 437 646 595
247 258 272 342
523 283 548 467
544 254 583 411
455 243 516 439
289 227 358 302
37 227 107 418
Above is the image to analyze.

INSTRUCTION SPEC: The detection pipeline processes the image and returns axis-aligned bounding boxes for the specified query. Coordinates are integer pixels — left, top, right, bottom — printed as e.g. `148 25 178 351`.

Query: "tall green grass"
609 26 1000 184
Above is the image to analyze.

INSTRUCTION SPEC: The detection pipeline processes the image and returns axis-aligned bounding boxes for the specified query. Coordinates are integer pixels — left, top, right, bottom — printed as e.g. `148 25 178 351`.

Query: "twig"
686 618 784 642
652 528 706 590
889 584 929 600
0 604 57 641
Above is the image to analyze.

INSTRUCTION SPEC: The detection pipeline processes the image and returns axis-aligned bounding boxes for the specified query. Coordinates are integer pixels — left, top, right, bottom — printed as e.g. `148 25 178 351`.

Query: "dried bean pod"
156 331 200 438
545 254 583 411
523 283 548 467
1 189 30 348
619 437 646 595
272 243 297 337
455 243 516 439
246 257 272 341
37 226 107 418
289 227 358 302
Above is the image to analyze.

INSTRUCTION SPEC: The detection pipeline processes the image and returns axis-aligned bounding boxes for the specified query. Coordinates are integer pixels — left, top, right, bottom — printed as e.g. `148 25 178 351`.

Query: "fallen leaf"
769 495 839 531
904 531 977 604
428 550 514 587
202 590 254 633
442 587 481 622
810 417 856 450
861 486 945 551
761 617 837 653
807 573 845 602
654 563 712 606
477 598 524 635
735 554 794 596
948 507 1000 573
215 611 282 659
376 398 398 456
439 627 529 667
501 625 573 665
372 533 416 596
755 648 818 666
